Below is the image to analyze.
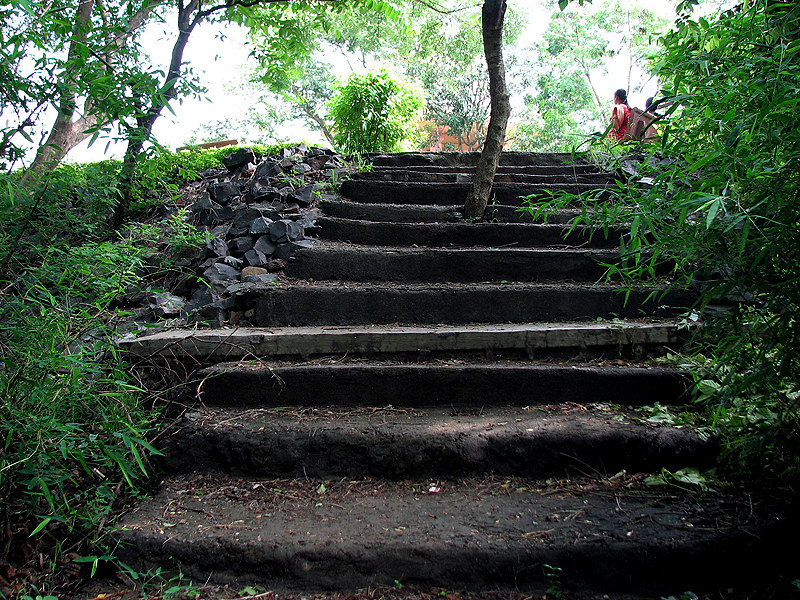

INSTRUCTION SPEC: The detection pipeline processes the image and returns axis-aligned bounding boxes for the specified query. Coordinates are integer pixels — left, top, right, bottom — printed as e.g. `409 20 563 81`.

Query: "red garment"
611 103 631 140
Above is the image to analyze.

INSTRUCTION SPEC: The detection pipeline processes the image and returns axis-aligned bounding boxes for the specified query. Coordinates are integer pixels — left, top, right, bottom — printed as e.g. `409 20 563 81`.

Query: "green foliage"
525 0 800 480
0 237 159 554
328 70 425 154
512 0 667 151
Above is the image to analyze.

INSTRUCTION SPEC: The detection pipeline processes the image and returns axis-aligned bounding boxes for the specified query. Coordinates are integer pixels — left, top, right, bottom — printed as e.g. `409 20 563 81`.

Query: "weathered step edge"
196 363 691 408
318 198 584 225
249 284 694 326
284 247 618 283
364 151 592 168
340 180 612 206
160 408 717 478
118 321 691 362
314 217 621 248
115 474 795 594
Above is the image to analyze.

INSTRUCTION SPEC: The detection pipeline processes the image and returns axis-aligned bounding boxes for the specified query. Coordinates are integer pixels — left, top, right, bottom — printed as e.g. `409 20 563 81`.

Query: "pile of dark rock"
140 144 349 328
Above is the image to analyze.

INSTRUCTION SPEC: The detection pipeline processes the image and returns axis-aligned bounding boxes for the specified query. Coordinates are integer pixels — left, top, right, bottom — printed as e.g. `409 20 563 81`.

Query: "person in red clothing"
609 88 631 141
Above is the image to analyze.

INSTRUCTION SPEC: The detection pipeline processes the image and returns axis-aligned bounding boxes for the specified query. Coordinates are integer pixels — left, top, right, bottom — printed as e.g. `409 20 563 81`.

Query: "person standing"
609 88 631 141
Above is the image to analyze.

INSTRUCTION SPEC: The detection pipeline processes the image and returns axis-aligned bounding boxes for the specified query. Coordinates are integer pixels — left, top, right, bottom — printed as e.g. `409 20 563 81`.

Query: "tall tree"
18 0 163 185
463 0 511 220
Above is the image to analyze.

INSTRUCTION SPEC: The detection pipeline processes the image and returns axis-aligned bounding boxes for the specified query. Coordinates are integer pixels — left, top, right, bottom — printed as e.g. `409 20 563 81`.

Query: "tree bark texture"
463 0 511 220
21 0 161 186
21 0 96 186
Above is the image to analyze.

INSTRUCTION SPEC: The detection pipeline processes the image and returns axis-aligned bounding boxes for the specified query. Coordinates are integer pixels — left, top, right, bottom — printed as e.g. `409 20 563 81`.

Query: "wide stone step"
349 171 613 185
366 151 590 168
318 199 585 225
246 283 693 326
115 473 794 594
121 322 690 362
340 180 612 206
487 204 586 224
158 405 716 478
370 163 607 176
285 246 617 283
319 198 462 223
195 362 689 407
313 217 620 248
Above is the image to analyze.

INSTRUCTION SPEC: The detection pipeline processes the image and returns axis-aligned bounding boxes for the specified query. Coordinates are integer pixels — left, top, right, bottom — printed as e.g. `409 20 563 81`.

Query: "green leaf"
29 517 53 537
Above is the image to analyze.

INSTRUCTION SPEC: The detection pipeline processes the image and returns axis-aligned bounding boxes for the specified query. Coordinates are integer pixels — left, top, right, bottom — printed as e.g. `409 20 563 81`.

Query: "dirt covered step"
348 171 613 185
113 472 794 594
318 198 585 225
487 204 586 224
158 404 715 478
362 163 608 176
194 362 689 408
121 322 691 362
313 217 621 248
319 198 462 223
284 246 618 283
365 151 591 168
248 283 692 327
340 180 613 206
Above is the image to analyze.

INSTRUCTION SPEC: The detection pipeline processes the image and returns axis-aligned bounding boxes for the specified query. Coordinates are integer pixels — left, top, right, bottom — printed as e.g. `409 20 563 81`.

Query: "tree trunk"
463 0 511 220
20 0 96 186
113 1 199 227
20 0 161 186
21 112 99 186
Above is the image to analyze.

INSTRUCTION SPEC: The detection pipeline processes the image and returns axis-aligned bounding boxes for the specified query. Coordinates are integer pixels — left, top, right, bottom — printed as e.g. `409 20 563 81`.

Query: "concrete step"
368 163 607 176
285 246 618 283
365 151 592 168
193 362 689 407
349 171 613 185
121 321 691 362
319 198 462 223
158 405 716 478
115 473 795 594
245 283 692 327
313 217 620 248
318 199 584 225
340 180 613 206
488 204 585 224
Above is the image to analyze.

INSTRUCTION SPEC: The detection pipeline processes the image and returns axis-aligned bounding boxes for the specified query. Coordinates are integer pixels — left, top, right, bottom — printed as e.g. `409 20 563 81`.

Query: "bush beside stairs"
115 152 794 597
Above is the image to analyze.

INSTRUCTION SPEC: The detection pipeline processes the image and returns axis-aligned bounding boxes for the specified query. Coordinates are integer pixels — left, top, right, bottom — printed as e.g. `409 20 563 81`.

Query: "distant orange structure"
177 139 238 152
419 121 517 152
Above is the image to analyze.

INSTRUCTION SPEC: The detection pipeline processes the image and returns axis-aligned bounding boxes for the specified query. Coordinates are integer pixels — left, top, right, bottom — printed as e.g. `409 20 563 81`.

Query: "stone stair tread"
318 199 585 224
235 282 693 326
120 320 690 360
161 403 715 478
340 180 613 206
313 216 620 248
348 171 614 184
286 245 619 283
366 151 588 167
196 361 690 407
115 472 789 593
319 198 463 222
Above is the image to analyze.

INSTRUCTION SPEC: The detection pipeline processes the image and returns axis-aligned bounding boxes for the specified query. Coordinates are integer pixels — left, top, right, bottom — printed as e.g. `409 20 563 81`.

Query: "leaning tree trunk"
463 0 511 220
21 0 160 187
20 112 99 186
20 0 96 187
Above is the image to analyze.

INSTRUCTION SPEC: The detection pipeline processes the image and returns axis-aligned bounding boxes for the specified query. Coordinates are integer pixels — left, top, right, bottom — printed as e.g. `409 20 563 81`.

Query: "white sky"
67 0 706 163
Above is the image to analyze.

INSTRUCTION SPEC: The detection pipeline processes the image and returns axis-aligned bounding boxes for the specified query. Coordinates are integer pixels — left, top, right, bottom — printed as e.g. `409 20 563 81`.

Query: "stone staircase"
116 152 791 597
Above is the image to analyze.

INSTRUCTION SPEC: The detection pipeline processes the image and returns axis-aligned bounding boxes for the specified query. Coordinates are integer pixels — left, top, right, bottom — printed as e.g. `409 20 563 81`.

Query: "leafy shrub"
0 238 159 572
328 70 425 154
